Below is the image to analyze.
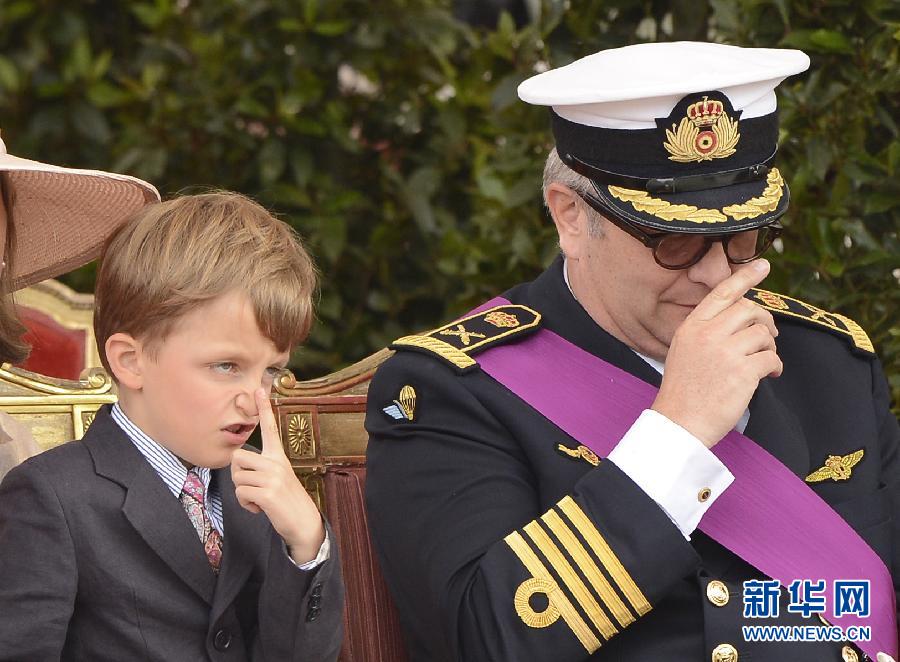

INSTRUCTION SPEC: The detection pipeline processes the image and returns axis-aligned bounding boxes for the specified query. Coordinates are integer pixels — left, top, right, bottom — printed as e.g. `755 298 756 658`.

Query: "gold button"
698 487 712 502
841 645 859 662
712 643 738 662
706 580 729 607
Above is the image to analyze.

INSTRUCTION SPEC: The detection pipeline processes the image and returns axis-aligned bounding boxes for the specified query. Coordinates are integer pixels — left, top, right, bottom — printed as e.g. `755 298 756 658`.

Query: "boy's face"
124 291 290 468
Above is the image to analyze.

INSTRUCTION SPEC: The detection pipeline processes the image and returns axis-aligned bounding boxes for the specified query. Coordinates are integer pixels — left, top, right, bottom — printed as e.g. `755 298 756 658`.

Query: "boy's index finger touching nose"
254 388 285 458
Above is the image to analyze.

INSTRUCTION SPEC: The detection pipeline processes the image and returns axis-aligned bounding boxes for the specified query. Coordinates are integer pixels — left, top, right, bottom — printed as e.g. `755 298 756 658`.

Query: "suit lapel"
85 406 217 605
210 466 269 623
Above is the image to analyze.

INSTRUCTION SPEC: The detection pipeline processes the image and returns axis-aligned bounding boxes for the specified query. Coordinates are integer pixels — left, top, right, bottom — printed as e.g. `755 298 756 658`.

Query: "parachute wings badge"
383 385 417 421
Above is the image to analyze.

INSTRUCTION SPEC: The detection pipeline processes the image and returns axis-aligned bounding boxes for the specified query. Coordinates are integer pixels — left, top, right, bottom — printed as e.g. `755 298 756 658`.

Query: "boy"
0 193 343 661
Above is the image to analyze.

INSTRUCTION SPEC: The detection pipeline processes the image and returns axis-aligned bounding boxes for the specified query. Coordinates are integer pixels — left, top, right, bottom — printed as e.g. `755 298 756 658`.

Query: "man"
365 42 899 662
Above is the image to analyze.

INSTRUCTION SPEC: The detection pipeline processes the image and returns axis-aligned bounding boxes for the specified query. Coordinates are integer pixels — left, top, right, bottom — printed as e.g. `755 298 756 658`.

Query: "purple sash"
472 297 897 658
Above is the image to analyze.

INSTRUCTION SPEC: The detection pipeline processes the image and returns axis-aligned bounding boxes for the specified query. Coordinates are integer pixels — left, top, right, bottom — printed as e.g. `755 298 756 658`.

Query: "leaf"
131 3 166 29
403 167 440 233
490 72 527 111
236 95 269 118
805 138 832 182
303 0 319 25
318 216 348 263
783 29 853 54
91 51 113 80
68 36 92 80
476 170 506 203
313 21 353 37
71 101 112 144
771 0 791 27
0 56 19 91
87 81 131 107
258 139 287 185
864 192 900 215
809 29 854 54
290 149 314 187
277 18 306 32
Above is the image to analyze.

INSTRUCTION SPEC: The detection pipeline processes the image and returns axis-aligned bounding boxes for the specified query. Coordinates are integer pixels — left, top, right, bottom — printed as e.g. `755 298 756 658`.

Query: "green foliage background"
0 0 897 407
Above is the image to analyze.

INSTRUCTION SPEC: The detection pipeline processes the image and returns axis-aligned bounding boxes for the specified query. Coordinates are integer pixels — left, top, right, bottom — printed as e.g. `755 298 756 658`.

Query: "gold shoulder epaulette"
746 288 874 355
391 304 541 372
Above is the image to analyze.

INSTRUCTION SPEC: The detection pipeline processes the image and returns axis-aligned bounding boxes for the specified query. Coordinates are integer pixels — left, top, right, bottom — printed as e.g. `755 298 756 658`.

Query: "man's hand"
652 259 782 448
231 389 326 564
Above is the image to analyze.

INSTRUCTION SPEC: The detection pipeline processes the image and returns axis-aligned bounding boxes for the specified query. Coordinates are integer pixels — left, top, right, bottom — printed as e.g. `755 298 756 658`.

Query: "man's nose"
686 240 732 288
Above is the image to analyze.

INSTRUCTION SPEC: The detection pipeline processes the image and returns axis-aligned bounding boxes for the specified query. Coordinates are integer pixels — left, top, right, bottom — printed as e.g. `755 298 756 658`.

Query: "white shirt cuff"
287 528 331 570
607 409 734 539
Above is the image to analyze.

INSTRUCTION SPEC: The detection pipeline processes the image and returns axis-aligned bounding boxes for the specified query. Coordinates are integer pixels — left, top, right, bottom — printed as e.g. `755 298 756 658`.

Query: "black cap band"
562 152 777 194
550 103 779 179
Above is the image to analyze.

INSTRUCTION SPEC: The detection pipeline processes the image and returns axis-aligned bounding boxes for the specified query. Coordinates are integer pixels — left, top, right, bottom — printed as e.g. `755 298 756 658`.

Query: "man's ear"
105 333 144 390
546 182 590 259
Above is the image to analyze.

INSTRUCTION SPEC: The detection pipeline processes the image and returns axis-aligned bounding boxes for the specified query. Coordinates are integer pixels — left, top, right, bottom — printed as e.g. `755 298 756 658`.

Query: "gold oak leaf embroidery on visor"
608 168 784 225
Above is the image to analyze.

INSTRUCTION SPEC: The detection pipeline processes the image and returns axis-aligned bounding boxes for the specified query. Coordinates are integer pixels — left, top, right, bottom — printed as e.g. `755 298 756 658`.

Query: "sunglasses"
577 191 782 270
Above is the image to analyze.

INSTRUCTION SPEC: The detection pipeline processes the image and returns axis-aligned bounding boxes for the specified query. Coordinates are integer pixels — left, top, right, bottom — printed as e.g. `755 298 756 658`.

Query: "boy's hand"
231 389 326 564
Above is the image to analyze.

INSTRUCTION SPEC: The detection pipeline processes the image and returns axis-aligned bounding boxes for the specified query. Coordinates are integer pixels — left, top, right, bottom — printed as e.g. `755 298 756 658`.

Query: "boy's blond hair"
94 192 317 374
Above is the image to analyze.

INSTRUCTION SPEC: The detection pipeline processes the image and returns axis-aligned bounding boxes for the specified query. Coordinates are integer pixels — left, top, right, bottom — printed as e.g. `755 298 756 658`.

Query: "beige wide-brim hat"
0 135 160 289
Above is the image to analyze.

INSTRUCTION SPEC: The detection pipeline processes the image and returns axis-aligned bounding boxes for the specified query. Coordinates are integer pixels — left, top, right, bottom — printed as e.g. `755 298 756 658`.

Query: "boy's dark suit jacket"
0 405 343 661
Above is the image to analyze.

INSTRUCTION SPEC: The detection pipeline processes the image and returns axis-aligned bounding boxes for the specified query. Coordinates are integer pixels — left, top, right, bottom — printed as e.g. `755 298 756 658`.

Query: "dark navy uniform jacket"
365 257 899 662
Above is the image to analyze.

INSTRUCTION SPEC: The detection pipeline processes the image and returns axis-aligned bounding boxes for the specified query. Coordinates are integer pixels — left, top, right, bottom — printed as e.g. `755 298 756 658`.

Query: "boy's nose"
235 388 259 418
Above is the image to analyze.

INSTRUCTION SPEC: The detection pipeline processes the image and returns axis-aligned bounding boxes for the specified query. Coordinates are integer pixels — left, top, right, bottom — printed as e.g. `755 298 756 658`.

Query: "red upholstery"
324 468 409 662
16 306 86 380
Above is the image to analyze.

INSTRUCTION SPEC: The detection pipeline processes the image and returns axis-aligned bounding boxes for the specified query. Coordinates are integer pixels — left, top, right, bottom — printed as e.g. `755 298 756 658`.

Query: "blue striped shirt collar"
110 403 224 533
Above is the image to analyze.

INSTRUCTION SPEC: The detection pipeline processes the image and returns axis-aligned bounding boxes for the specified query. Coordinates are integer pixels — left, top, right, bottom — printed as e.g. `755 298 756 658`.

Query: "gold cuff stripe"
541 510 635 628
392 335 476 369
505 531 601 653
523 521 618 640
557 496 651 616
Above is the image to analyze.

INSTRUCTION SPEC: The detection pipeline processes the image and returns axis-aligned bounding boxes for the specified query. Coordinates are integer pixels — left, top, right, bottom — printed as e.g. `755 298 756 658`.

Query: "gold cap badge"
664 95 740 163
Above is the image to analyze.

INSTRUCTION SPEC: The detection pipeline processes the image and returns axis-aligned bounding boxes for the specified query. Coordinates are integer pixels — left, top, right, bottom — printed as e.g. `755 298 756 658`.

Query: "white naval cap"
517 42 812 234
518 41 810 129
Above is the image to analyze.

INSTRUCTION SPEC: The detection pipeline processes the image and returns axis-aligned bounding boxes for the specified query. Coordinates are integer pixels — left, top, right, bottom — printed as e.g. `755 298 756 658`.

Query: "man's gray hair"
541 148 605 237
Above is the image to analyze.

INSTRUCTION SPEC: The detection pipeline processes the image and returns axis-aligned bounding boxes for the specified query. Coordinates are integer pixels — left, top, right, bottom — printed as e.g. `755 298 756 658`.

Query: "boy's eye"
212 362 238 373
265 366 284 378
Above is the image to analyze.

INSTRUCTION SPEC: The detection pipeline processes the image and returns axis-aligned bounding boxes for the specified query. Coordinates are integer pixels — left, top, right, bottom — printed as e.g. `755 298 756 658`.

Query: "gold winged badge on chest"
805 449 865 483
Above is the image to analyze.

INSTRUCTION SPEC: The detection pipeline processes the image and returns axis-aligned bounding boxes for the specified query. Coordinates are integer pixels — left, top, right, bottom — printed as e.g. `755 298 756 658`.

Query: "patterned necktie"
180 469 223 574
